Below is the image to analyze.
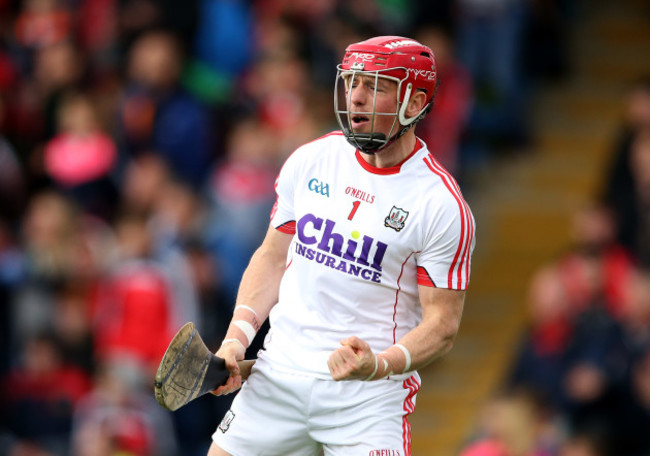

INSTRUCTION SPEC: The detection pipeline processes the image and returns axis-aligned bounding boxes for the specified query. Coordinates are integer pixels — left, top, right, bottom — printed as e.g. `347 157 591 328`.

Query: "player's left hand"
211 340 245 396
328 336 376 381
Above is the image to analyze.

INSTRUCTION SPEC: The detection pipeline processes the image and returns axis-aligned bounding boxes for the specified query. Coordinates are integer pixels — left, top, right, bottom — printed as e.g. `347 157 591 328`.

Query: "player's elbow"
438 322 461 356
422 331 457 367
438 334 456 357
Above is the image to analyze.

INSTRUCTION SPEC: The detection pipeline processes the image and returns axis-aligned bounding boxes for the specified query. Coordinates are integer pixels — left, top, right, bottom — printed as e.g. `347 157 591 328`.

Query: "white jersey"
262 131 475 379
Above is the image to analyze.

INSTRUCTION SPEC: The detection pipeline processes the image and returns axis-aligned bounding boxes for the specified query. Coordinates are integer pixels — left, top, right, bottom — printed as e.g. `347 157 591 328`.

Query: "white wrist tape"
233 320 257 346
381 358 391 377
221 338 246 351
237 305 258 317
394 343 412 372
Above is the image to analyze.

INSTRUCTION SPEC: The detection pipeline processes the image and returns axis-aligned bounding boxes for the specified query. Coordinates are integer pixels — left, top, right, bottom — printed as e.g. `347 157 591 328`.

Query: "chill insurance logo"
294 213 387 283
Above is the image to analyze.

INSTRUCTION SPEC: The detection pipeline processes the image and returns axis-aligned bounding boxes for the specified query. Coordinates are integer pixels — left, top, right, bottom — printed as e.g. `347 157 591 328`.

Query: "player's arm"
212 224 293 394
328 286 465 380
393 286 465 370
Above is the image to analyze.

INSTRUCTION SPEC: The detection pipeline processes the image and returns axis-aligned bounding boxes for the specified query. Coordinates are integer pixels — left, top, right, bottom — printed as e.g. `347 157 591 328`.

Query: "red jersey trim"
423 154 474 290
276 221 296 235
392 252 416 343
355 139 424 175
402 375 420 455
416 266 436 287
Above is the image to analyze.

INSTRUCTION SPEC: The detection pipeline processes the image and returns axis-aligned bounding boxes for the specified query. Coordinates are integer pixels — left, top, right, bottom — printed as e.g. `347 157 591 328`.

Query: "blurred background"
0 0 648 455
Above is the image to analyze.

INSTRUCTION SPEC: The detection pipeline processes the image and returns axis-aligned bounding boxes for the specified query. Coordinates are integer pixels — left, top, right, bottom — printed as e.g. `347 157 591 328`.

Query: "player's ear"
405 90 427 118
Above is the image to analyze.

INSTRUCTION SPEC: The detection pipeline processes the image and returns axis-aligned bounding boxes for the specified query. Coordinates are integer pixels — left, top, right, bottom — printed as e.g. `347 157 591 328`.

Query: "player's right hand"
211 340 246 395
328 336 376 381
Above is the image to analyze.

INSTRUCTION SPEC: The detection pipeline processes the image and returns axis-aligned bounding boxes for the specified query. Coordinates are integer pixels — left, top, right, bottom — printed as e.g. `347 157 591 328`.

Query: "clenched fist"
327 336 377 381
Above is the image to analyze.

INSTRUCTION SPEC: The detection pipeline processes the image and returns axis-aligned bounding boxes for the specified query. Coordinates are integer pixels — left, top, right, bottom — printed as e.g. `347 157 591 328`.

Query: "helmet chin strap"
348 124 409 154
350 113 429 155
346 132 387 154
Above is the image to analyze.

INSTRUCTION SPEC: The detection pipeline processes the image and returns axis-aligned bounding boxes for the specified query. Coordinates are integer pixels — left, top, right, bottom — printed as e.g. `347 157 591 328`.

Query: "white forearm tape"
233 320 257 346
225 305 261 348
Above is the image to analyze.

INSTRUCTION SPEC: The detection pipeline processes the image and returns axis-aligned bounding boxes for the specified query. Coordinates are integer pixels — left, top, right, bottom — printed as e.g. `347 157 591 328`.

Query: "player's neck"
359 133 416 169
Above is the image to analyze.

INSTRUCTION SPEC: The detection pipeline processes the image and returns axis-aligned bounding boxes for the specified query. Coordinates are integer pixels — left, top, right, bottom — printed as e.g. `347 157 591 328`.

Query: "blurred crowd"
0 0 591 455
461 76 650 456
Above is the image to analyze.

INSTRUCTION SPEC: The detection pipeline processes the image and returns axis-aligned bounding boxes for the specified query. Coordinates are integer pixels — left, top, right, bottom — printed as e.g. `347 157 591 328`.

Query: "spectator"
454 0 531 153
506 265 574 411
71 359 177 456
556 202 635 321
149 177 202 331
10 191 81 352
51 281 96 375
558 429 609 456
508 202 634 413
3 40 86 163
119 152 171 216
33 40 87 139
628 133 650 265
203 116 278 305
0 332 92 456
460 390 556 456
601 76 650 258
43 91 119 220
91 212 178 373
609 269 650 455
12 0 73 70
240 52 321 157
116 30 214 188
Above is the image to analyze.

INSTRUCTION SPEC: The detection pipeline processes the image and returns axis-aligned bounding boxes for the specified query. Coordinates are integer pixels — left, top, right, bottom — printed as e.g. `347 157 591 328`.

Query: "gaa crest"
385 206 409 231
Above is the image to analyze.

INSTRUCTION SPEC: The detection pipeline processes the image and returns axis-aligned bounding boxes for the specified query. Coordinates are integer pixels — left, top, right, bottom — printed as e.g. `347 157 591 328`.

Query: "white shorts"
212 358 421 456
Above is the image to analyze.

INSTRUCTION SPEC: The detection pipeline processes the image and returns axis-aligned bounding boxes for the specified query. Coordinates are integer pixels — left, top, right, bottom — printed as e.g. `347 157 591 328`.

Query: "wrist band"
380 357 392 377
373 344 411 379
394 343 412 372
237 305 258 317
221 338 246 351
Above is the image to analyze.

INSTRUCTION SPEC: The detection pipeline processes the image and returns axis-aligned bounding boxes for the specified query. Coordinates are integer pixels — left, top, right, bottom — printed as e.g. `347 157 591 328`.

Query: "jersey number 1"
348 201 361 220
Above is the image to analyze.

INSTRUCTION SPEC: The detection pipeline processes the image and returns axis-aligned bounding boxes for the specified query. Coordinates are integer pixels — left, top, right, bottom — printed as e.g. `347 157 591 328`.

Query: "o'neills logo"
369 450 401 456
296 213 387 283
345 186 375 203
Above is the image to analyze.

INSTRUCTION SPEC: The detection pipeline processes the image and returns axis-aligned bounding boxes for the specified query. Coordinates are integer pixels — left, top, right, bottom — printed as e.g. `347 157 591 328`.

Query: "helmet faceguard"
334 36 437 154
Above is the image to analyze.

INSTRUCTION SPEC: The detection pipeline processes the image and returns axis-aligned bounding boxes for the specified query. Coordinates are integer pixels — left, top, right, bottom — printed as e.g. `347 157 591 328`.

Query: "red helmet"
334 36 438 153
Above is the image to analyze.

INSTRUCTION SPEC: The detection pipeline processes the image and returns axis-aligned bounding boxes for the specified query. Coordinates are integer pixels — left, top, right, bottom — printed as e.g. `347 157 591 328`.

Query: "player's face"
344 74 399 136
